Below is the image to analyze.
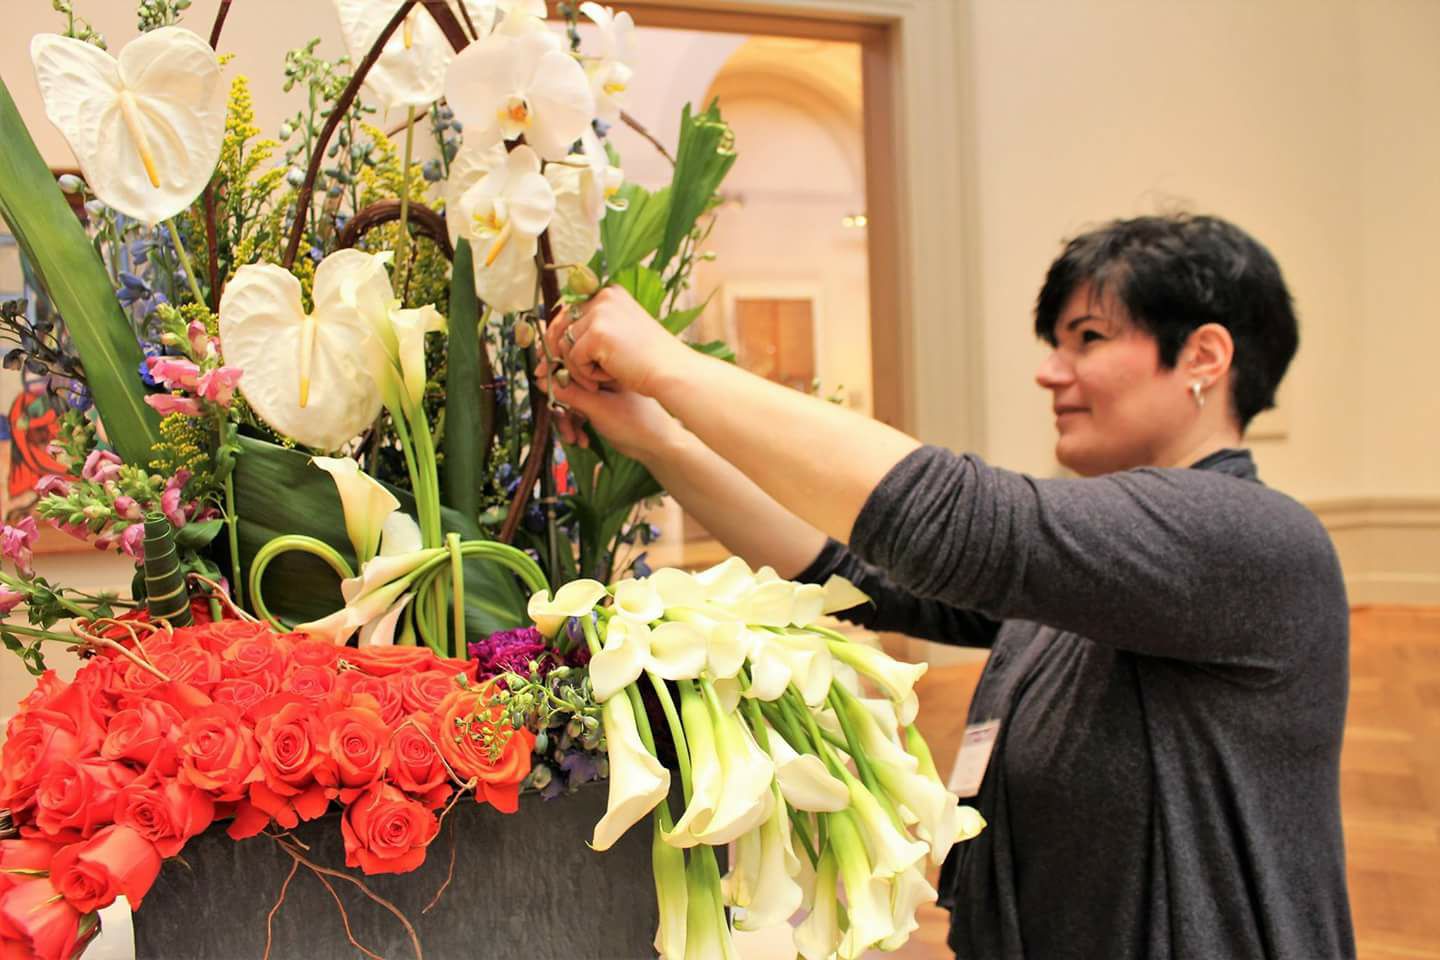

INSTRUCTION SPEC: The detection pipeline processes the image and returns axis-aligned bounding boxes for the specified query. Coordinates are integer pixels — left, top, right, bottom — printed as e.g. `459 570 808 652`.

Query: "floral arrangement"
0 0 984 957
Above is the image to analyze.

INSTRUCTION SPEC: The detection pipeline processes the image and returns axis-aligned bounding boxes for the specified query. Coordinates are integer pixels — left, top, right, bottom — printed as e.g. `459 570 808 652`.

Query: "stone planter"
132 782 657 959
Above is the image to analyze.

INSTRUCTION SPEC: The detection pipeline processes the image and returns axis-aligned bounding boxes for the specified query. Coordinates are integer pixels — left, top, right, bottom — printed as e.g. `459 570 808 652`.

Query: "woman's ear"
1183 323 1234 387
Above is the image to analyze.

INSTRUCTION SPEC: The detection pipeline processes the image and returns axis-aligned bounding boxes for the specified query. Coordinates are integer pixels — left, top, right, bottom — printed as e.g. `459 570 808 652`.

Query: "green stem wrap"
143 513 191 626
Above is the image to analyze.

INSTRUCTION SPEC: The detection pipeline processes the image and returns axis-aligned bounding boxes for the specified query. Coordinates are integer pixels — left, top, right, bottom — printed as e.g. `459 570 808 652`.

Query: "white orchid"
574 129 626 226
333 0 496 112
492 0 548 35
452 144 556 313
592 692 671 851
30 27 225 224
528 578 607 638
219 252 391 450
579 2 635 122
446 28 594 161
765 726 848 813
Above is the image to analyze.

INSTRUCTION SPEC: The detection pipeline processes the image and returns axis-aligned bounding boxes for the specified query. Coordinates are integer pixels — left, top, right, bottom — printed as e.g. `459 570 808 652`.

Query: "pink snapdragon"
1 517 39 578
33 474 70 497
145 394 203 417
0 585 23 615
187 320 214 357
146 356 201 391
197 366 243 407
119 523 146 562
81 450 124 485
161 471 192 528
112 496 143 521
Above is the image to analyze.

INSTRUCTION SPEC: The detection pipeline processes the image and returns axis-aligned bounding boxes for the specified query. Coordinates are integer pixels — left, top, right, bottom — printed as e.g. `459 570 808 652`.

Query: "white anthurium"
688 690 776 846
828 811 895 959
357 591 413 646
219 252 391 450
647 567 707 612
578 2 635 122
877 864 938 952
592 692 670 851
765 725 848 813
827 637 928 704
645 621 709 681
612 577 664 623
528 578 607 638
841 769 929 879
454 144 557 313
312 456 400 566
665 683 721 847
822 574 871 615
651 817 688 959
333 0 496 112
388 303 445 409
588 617 651 703
794 848 841 960
30 28 225 225
725 786 803 932
445 28 594 161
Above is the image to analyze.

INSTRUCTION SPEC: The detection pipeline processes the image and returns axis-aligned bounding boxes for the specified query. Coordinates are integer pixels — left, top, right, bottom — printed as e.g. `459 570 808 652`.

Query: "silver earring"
1190 382 1205 409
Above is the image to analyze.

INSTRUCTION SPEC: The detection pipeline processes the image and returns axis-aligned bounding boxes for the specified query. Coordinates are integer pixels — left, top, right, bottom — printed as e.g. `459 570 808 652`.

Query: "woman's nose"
1035 350 1073 390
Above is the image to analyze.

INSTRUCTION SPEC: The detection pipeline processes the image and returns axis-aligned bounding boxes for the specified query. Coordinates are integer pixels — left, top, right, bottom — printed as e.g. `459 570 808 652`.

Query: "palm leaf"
601 183 671 275
652 101 737 272
0 75 160 466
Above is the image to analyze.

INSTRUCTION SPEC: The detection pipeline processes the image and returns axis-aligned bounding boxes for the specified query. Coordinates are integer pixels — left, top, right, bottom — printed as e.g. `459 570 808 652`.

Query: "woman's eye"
1081 330 1105 344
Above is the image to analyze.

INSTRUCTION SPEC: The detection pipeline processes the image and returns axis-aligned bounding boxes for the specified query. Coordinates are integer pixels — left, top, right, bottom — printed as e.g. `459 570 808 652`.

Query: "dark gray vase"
132 781 659 959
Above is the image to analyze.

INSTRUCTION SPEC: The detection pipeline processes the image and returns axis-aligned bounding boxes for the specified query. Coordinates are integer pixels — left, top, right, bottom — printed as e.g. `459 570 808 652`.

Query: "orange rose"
33 758 137 840
436 687 536 813
334 673 405 727
177 704 258 801
289 637 342 670
251 702 330 828
339 782 438 876
282 664 336 703
114 778 215 858
210 677 274 721
322 706 392 803
49 825 161 913
388 715 452 809
400 670 462 715
343 645 439 677
220 631 292 683
101 700 183 775
0 712 93 815
0 878 89 960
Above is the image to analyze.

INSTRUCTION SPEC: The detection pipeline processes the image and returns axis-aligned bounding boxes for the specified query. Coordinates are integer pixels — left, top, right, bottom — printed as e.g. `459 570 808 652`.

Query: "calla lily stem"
647 671 692 800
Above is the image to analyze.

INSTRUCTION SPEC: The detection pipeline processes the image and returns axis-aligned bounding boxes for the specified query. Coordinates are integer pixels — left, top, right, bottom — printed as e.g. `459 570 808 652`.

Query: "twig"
208 0 234 50
188 573 259 623
262 856 301 960
422 818 458 915
69 622 170 682
621 111 675 166
276 838 424 960
313 869 386 960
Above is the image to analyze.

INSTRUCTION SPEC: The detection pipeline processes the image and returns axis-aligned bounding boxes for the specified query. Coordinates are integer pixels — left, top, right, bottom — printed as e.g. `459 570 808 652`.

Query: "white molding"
1307 495 1440 605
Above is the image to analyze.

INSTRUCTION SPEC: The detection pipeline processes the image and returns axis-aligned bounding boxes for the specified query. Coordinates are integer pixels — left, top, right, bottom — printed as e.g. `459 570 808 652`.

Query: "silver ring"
563 326 577 346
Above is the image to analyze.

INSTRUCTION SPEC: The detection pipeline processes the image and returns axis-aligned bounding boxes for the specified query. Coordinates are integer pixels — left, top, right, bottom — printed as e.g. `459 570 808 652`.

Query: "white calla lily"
726 786 803 931
342 548 445 604
333 0 494 112
821 574 871 615
528 578 607 637
357 590 413 646
711 676 742 714
766 631 833 707
298 573 413 645
645 621 708 681
743 632 793 702
588 617 651 702
665 609 747 679
683 847 738 960
612 577 664 623
665 682 720 847
878 864 938 952
30 28 225 224
794 848 842 960
828 811 897 959
842 769 928 878
445 28 594 161
454 144 557 312
694 556 757 605
219 251 391 449
592 692 671 851
388 303 446 409
647 567 707 611
687 686 775 846
379 510 423 557
651 816 688 959
734 578 799 626
827 637 928 703
578 2 635 121
312 456 400 566
765 726 848 813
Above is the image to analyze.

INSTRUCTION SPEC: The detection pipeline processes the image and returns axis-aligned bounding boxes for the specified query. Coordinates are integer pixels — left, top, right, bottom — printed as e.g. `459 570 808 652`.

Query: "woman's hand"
544 285 693 396
537 359 685 464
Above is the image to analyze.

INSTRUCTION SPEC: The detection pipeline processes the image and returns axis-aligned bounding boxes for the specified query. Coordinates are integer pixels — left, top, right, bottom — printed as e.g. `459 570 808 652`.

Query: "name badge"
947 719 1000 798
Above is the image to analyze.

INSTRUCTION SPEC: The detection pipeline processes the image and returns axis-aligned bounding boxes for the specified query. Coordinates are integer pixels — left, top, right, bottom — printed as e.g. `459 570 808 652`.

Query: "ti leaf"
441 239 492 523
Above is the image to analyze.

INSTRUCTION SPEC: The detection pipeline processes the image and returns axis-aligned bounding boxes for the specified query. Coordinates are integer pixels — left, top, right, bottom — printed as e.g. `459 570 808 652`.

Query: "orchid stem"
164 218 206 306
396 105 417 295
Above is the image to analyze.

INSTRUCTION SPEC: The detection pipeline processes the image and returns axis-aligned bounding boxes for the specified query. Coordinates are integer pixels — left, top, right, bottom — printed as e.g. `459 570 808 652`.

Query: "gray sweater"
798 447 1354 960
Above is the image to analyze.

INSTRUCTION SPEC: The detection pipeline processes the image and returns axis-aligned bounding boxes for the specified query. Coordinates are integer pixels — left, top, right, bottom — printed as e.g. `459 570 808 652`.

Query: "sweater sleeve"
847 446 1345 670
795 539 1001 649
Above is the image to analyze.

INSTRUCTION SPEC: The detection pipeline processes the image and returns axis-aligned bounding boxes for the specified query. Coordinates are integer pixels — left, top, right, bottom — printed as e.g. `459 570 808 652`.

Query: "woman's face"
1035 286 1196 476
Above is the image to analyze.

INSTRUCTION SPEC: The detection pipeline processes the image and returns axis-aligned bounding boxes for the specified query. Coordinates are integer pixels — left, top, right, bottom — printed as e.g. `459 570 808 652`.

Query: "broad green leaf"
562 427 662 582
652 101 736 272
0 75 160 466
601 182 670 275
174 519 225 550
233 436 527 632
691 340 737 364
611 265 666 318
661 298 710 336
441 239 492 522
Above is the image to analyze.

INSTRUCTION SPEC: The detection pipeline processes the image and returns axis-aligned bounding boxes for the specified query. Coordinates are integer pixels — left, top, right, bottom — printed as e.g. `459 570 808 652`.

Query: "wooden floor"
886 606 1440 960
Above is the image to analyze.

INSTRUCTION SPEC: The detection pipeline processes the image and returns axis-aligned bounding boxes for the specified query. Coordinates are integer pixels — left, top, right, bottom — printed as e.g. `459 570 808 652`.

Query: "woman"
543 214 1355 959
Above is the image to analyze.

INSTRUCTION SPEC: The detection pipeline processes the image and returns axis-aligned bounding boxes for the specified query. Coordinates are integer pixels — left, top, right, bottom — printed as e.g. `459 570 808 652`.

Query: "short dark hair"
1034 214 1298 429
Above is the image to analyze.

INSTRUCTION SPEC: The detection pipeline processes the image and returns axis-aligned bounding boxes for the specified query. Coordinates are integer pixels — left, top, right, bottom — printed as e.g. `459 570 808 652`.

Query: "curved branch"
336 199 454 260
208 0 234 50
419 0 473 51
621 110 676 166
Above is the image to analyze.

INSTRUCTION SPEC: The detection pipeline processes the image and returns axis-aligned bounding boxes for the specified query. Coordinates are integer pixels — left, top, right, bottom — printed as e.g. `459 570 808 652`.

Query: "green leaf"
563 429 662 582
175 519 225 550
233 436 527 632
441 239 492 522
611 265 666 318
0 75 161 467
691 340 737 363
661 299 709 336
601 183 671 276
652 101 737 272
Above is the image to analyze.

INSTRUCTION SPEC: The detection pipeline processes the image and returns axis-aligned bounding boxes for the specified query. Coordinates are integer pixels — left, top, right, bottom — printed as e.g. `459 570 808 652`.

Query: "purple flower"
467 626 555 680
81 449 124 484
559 749 600 786
539 770 568 800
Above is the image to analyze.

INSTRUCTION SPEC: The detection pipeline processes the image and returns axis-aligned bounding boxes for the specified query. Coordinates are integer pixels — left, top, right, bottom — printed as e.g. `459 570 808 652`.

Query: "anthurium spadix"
445 28 595 162
592 692 670 851
219 251 392 450
333 0 495 112
30 28 225 225
528 578 607 638
579 2 636 122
